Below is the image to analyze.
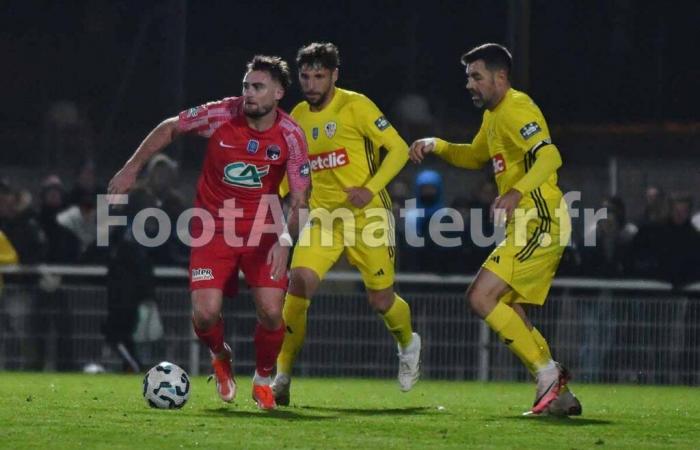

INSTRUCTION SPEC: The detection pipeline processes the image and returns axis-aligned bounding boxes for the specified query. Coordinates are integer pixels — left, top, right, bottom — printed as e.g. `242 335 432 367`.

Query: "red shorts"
189 231 287 297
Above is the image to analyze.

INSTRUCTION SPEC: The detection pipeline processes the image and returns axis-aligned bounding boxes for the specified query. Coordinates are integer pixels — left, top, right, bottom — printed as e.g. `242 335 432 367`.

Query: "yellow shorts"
291 208 395 290
483 198 571 305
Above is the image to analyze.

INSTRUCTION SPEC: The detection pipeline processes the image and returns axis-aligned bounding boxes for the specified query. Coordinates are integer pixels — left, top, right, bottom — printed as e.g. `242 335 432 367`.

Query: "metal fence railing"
1 265 699 385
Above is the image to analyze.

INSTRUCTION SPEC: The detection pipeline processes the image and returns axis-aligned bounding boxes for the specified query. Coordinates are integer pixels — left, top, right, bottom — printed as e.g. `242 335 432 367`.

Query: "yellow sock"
276 293 310 375
485 302 549 373
531 327 552 360
381 295 414 348
529 327 553 376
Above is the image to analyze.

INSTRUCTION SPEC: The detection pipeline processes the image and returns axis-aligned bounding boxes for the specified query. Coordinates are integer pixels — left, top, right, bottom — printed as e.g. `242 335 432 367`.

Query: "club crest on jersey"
222 162 269 188
324 121 337 138
265 144 281 161
312 127 319 140
519 122 542 140
246 139 260 154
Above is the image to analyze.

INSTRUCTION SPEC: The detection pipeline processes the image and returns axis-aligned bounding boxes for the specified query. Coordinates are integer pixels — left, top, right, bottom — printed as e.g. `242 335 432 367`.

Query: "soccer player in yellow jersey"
272 42 421 404
410 43 581 416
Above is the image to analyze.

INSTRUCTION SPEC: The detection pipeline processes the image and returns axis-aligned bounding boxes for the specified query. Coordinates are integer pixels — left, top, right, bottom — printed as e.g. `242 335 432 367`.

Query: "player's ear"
274 84 284 101
331 68 339 84
496 69 508 83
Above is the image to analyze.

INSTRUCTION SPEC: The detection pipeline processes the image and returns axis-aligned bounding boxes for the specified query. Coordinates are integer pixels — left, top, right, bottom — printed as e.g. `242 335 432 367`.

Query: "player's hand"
107 165 139 200
266 241 290 281
344 187 373 208
490 188 523 227
408 138 436 164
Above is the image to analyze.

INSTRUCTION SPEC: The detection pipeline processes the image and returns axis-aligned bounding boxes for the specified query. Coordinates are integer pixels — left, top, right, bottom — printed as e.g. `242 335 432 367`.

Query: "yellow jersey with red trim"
290 87 409 213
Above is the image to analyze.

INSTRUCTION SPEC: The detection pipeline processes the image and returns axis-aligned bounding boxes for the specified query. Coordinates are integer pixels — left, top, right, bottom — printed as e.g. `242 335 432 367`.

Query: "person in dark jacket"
402 169 447 273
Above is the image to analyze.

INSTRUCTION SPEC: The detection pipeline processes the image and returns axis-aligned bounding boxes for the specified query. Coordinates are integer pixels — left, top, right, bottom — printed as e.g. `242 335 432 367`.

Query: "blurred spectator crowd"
0 156 189 372
0 156 188 268
1 161 699 288
392 172 700 288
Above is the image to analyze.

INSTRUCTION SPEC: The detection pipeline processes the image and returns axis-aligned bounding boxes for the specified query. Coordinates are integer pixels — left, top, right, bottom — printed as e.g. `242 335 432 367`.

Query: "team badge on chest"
265 144 281 161
324 121 337 138
312 127 319 140
247 139 260 154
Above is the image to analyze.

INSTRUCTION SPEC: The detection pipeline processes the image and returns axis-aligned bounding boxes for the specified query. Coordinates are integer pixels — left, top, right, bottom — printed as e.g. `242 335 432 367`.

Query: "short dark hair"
461 43 512 75
246 55 291 90
296 42 340 70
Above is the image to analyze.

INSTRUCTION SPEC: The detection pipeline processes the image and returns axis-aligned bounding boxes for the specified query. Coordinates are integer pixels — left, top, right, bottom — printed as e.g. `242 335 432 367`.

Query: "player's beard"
244 102 274 119
305 89 330 108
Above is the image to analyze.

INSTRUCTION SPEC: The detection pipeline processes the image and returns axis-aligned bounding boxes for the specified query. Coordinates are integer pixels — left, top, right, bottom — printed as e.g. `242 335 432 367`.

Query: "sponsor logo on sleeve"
308 148 349 172
191 268 214 281
186 107 201 118
265 144 281 161
300 162 310 177
492 153 506 175
519 122 542 140
246 139 260 154
374 116 391 131
324 121 337 138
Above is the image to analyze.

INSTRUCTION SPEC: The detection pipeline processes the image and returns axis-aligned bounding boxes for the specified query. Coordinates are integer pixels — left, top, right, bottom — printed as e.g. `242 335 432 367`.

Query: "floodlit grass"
1 373 698 449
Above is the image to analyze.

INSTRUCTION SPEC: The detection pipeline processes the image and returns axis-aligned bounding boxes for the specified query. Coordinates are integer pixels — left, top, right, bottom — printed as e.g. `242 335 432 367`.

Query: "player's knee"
367 288 394 313
192 307 219 330
191 289 222 329
288 267 319 298
465 287 479 314
257 307 283 330
465 285 492 318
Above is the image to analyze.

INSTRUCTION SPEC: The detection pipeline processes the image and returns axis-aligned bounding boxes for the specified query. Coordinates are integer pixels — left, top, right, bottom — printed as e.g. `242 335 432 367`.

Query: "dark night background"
1 0 699 170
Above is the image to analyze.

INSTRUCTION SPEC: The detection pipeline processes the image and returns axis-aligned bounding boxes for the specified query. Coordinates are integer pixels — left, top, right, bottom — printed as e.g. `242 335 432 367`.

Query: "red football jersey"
178 97 310 237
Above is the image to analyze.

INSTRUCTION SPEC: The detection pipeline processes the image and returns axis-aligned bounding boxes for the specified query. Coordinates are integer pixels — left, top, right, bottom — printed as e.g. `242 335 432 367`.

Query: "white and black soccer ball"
143 362 190 409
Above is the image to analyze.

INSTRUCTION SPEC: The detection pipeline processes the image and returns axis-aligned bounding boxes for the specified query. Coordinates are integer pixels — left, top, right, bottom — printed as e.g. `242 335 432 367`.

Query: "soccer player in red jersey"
108 55 311 410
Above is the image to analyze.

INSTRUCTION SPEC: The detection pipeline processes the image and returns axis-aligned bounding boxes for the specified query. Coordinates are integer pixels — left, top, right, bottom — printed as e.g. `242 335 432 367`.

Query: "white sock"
400 333 419 353
274 372 290 382
536 360 557 374
253 371 272 385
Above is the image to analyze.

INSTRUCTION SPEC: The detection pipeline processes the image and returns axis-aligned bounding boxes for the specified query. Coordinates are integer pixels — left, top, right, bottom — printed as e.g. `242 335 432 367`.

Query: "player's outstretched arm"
108 116 181 195
411 135 489 170
408 138 437 164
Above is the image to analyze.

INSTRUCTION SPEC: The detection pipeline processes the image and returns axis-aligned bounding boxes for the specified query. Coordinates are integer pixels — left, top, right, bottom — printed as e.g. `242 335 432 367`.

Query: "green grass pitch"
1 373 698 449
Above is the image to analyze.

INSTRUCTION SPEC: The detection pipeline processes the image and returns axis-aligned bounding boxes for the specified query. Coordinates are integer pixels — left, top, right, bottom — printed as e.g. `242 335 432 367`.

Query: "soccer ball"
143 362 190 409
